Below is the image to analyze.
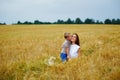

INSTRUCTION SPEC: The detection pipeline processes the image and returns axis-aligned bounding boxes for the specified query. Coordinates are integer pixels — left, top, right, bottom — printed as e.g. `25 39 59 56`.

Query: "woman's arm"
78 48 81 57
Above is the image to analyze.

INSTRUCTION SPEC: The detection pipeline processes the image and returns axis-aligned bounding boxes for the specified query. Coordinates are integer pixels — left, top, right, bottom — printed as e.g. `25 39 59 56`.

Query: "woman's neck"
72 42 75 45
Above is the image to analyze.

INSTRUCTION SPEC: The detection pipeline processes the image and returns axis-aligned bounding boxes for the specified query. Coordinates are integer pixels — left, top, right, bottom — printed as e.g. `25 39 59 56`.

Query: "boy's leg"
60 53 67 62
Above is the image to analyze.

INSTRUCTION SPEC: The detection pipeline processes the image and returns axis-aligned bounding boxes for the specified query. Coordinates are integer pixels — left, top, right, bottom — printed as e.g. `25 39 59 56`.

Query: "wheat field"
0 25 120 80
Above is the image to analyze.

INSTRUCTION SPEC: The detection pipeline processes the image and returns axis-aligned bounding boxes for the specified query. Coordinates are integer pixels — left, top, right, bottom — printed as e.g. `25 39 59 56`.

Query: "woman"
68 33 81 59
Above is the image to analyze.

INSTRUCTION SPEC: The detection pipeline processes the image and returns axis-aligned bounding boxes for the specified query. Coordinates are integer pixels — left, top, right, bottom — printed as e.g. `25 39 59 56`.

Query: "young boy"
60 33 71 62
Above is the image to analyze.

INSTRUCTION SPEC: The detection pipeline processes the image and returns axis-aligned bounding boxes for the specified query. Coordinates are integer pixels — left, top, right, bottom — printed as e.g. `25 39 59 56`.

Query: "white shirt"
69 44 80 58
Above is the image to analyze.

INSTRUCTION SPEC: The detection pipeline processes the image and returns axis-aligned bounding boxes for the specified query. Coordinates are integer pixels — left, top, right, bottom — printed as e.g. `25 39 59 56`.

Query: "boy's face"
67 35 72 41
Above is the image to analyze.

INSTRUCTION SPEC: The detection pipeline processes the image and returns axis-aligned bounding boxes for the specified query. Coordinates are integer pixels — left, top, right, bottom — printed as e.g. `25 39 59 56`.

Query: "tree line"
0 23 6 25
0 18 120 25
16 18 120 24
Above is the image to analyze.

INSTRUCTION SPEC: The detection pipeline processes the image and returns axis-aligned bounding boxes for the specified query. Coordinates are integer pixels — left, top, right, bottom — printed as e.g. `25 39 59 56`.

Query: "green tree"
66 18 74 24
104 19 112 24
111 19 116 24
116 19 120 24
75 18 83 24
96 20 100 24
24 21 27 24
34 20 40 24
17 21 21 24
84 18 95 24
57 19 65 24
0 22 6 25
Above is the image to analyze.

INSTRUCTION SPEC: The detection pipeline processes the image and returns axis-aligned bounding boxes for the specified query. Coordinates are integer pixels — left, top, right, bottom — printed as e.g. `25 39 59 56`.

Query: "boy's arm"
66 47 70 59
66 47 69 54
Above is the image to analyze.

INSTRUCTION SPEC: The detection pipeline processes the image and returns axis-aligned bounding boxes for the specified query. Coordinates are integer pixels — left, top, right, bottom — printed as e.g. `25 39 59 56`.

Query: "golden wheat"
0 25 120 80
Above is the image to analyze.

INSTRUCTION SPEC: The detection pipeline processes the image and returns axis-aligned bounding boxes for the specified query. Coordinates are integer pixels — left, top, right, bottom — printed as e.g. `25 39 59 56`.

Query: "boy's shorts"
60 53 67 62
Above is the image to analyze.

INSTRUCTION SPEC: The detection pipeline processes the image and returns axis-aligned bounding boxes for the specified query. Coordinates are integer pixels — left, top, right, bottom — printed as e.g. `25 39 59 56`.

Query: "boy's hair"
64 33 70 39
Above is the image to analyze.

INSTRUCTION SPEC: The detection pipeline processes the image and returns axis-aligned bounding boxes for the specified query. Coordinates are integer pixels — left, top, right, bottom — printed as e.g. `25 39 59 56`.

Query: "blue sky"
0 0 120 24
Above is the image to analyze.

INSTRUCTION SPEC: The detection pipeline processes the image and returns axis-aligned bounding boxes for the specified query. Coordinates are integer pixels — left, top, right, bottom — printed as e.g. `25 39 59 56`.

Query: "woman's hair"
72 33 80 46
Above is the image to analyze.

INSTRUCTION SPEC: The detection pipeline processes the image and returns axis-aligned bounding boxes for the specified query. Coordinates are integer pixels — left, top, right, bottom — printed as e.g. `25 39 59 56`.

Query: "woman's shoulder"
71 44 80 48
76 44 80 48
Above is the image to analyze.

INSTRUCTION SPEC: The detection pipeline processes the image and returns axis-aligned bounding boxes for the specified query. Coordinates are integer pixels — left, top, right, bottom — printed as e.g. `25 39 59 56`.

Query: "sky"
0 0 120 24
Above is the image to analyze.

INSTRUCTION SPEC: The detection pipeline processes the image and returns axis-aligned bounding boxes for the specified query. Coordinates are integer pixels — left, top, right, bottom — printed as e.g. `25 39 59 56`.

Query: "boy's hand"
67 54 70 59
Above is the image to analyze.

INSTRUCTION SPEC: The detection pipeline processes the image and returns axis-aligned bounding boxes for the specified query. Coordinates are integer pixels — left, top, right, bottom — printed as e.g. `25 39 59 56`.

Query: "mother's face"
71 34 77 42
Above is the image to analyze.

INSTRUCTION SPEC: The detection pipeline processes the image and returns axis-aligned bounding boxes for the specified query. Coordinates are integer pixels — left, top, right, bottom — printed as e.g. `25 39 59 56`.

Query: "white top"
61 40 71 53
69 44 80 58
